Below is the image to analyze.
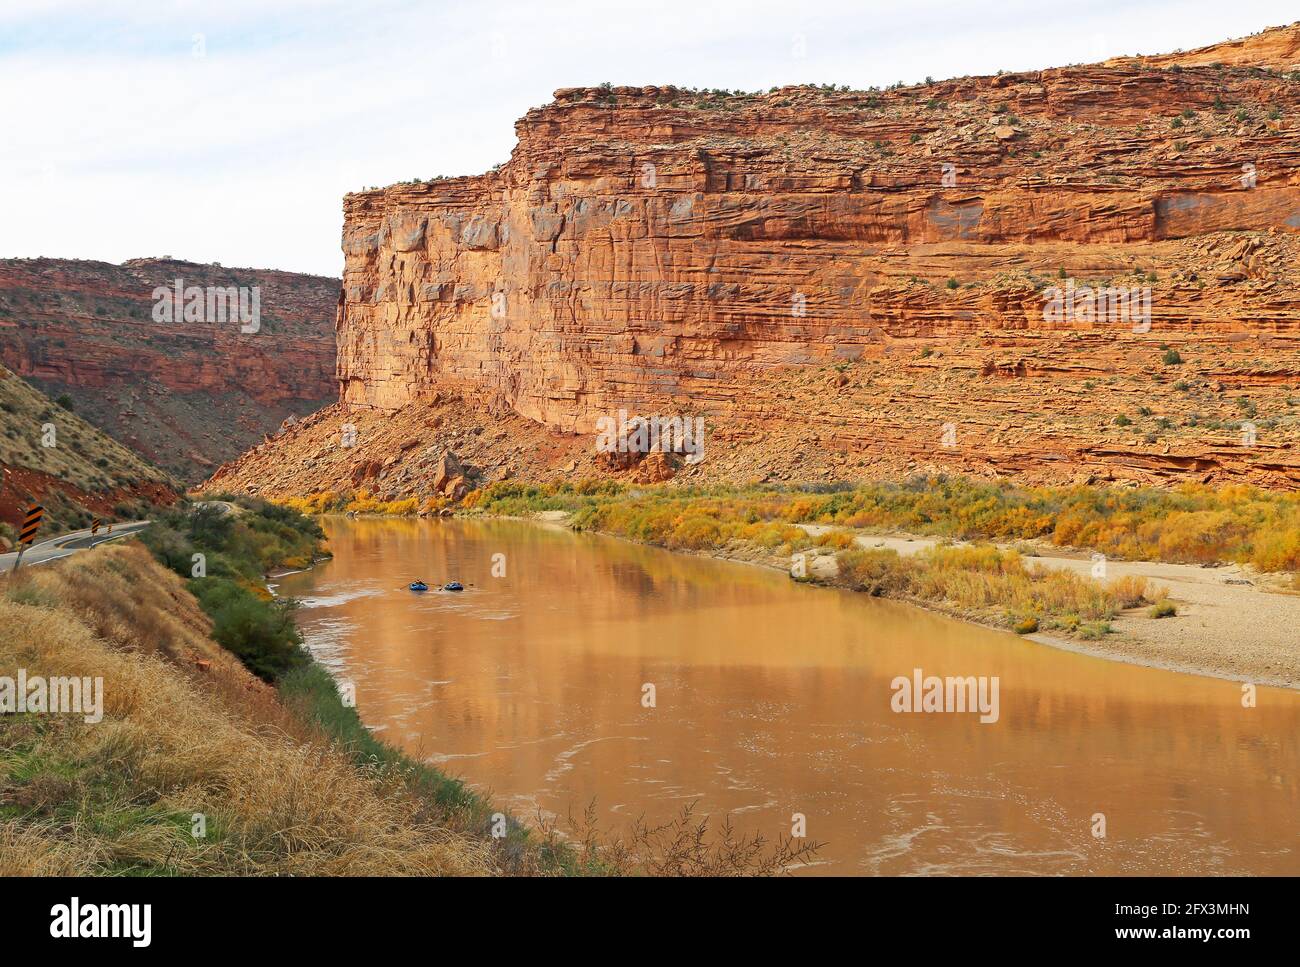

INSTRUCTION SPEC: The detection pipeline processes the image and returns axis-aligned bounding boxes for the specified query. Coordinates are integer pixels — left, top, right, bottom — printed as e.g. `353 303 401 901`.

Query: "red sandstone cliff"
0 257 337 480
212 24 1300 498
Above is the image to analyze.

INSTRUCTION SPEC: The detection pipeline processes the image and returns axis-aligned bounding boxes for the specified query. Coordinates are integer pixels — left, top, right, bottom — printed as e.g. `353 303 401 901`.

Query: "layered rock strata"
0 257 338 480
221 24 1300 494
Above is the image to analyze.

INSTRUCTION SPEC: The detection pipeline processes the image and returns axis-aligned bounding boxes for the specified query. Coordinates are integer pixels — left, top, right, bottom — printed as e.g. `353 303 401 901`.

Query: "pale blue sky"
0 0 1294 276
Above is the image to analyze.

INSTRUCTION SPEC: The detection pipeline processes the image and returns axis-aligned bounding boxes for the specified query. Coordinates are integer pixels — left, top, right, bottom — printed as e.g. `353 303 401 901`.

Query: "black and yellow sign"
19 504 44 545
90 518 102 536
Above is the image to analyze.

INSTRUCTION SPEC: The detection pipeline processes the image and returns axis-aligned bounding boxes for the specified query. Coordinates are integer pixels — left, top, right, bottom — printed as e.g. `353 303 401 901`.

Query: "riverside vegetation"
448 476 1228 639
285 474 1300 573
1 494 818 875
464 475 1300 571
440 474 1296 637
273 474 1300 639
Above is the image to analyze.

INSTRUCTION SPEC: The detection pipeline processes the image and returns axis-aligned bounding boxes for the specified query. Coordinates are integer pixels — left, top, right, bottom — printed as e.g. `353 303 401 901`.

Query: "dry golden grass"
1107 574 1150 609
833 543 1162 637
0 821 91 875
0 544 499 876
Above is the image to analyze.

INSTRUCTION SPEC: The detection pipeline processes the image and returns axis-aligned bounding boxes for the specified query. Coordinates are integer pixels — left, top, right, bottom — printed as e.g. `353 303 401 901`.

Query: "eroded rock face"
338 26 1300 440
0 257 338 480
215 25 1300 496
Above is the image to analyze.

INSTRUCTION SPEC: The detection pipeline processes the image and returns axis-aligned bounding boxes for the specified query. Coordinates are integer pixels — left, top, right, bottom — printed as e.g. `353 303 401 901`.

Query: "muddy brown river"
275 516 1300 875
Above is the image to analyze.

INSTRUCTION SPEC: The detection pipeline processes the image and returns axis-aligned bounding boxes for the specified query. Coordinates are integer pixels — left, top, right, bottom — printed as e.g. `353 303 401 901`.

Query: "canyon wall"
338 24 1300 422
0 257 337 480
215 25 1300 497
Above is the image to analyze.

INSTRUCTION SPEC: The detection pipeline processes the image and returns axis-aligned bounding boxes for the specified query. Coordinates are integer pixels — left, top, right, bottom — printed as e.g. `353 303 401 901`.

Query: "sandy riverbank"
792 525 1300 690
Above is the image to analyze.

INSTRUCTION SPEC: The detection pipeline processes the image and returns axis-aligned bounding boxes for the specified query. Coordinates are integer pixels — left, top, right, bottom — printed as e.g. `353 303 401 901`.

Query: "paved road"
192 500 238 517
0 520 152 574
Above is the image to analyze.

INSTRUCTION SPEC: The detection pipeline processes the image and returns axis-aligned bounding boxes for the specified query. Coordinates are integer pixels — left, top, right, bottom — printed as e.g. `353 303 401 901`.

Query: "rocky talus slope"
213 24 1300 499
0 257 337 481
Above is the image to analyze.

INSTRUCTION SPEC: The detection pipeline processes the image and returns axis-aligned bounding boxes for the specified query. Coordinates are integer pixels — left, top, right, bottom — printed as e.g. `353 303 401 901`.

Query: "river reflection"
275 516 1300 875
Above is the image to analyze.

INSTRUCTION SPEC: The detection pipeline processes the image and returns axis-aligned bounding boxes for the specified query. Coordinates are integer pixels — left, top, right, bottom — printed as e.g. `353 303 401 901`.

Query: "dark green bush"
189 578 308 682
139 499 324 682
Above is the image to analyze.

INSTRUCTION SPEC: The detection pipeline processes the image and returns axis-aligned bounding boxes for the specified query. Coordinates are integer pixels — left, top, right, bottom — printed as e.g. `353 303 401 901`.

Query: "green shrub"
190 578 308 682
137 522 196 576
139 499 325 682
1077 620 1112 639
1150 600 1177 618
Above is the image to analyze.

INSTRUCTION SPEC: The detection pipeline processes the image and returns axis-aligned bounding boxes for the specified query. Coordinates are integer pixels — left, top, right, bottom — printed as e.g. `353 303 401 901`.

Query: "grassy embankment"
445 475 1300 638
0 496 530 874
2 495 816 875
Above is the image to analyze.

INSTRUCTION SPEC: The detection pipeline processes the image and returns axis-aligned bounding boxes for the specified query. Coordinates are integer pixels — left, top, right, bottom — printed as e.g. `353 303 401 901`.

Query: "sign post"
13 503 44 571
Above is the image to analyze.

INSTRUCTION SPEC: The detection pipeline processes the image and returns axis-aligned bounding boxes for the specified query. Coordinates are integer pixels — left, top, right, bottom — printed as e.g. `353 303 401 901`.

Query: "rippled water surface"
275 516 1300 875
